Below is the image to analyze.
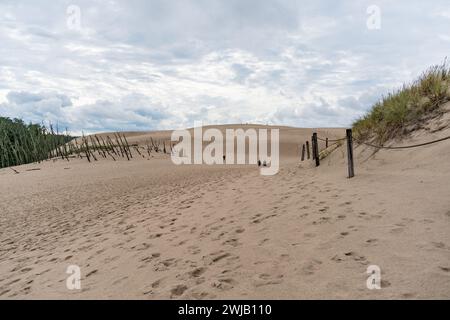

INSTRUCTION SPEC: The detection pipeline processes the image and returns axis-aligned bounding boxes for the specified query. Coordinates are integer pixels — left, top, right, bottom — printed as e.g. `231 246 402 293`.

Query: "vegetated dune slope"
0 115 449 299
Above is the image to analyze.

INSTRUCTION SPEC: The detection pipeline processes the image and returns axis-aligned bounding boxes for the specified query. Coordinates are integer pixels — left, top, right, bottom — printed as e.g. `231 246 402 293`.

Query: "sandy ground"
0 124 449 299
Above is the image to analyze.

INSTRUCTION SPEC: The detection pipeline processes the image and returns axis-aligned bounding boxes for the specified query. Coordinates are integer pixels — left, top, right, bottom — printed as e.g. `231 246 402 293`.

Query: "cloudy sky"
0 0 449 133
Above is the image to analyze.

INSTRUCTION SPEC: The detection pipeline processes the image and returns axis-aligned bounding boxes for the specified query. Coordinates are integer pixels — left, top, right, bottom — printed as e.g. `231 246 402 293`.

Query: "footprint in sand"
339 201 352 207
170 284 188 298
253 273 284 287
365 238 378 246
204 251 232 265
301 259 322 276
432 242 450 250
132 242 152 251
331 252 368 265
212 277 236 291
439 266 450 272
381 280 391 288
312 217 331 225
318 207 329 214
151 279 163 290
188 267 207 278
148 233 163 239
154 258 178 271
187 246 201 255
212 231 227 241
390 227 404 234
223 238 240 247
252 214 277 224
0 289 11 297
140 252 161 263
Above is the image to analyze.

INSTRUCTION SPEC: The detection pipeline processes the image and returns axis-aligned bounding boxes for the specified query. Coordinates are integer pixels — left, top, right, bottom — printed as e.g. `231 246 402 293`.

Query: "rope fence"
317 137 346 143
300 130 450 178
353 135 450 150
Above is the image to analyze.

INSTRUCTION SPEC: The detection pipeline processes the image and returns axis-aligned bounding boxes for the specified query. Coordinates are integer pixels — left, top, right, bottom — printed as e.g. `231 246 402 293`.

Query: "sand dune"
0 122 449 299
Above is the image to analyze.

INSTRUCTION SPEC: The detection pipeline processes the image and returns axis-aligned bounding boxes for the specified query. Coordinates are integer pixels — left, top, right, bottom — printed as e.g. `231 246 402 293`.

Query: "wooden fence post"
326 138 329 148
306 141 310 159
313 132 320 167
346 129 354 178
311 136 315 160
301 144 305 161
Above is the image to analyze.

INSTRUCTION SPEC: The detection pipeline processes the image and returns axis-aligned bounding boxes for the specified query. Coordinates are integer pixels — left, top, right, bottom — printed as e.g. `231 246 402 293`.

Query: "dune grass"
353 60 450 143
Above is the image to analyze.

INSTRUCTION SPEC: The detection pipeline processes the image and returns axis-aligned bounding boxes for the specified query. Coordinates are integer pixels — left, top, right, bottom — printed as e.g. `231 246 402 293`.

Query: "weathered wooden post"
326 138 329 148
311 136 315 160
346 129 354 178
306 141 310 159
301 144 306 161
313 132 320 167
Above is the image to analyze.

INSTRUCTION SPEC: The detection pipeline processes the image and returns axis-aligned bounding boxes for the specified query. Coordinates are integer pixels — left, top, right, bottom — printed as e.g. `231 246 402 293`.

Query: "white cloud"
0 0 449 132
0 91 175 135
438 34 450 42
435 9 450 19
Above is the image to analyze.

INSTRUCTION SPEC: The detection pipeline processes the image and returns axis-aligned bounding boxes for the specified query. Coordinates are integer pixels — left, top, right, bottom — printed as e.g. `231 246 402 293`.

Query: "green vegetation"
0 117 73 169
0 116 173 169
353 60 450 143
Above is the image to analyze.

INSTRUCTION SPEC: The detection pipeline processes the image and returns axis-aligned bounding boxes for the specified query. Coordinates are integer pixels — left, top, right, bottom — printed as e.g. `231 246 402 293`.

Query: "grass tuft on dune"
353 60 450 143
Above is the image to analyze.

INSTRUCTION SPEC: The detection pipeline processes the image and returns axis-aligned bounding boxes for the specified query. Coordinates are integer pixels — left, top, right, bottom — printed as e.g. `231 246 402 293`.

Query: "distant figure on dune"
257 160 267 167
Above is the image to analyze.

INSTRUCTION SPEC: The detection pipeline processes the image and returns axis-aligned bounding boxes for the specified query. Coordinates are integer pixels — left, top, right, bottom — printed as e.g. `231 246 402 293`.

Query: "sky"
0 0 449 134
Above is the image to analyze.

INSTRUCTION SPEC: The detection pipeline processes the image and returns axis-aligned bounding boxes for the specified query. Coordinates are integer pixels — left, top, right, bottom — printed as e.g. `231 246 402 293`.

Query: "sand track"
0 125 449 299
